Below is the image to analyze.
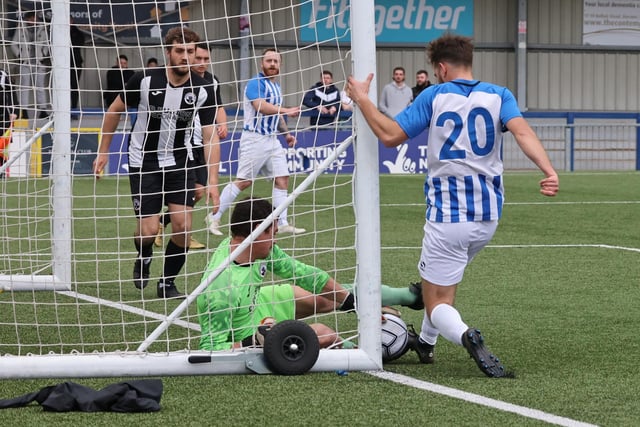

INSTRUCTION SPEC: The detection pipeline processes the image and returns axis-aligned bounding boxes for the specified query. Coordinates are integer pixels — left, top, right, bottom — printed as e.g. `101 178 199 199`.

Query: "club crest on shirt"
132 197 141 213
183 92 197 105
259 263 267 277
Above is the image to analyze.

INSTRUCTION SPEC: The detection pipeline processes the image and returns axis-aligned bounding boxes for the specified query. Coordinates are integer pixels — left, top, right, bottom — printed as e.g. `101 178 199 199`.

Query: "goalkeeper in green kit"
197 197 424 351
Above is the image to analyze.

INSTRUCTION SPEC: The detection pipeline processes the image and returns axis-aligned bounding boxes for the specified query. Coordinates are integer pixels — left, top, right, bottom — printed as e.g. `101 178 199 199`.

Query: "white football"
381 312 409 362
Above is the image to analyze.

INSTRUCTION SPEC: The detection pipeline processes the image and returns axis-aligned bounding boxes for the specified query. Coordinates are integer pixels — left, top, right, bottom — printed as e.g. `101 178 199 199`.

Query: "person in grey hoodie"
379 66 412 119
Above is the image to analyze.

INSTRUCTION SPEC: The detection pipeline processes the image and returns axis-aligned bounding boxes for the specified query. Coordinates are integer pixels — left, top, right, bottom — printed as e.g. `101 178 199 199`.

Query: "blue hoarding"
106 128 429 176
300 0 473 44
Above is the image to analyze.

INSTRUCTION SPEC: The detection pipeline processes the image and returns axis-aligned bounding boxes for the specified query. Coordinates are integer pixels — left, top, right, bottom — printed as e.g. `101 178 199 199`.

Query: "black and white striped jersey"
192 71 223 148
124 68 217 170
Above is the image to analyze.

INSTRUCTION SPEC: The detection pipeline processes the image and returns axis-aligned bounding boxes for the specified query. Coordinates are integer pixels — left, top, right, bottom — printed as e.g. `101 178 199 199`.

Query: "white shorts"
418 220 498 286
236 131 289 180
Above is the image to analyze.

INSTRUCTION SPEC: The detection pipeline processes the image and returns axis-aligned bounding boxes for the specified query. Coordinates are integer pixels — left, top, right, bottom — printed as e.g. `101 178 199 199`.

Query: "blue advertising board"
300 0 473 44
39 131 99 176
105 129 429 176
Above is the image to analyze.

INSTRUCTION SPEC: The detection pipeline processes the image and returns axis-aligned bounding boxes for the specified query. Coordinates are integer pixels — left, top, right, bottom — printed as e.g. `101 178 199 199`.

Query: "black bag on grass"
0 379 162 412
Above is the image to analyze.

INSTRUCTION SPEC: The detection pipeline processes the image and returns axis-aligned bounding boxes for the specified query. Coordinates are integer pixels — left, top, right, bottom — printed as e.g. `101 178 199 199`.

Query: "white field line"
57 242 629 425
368 371 598 427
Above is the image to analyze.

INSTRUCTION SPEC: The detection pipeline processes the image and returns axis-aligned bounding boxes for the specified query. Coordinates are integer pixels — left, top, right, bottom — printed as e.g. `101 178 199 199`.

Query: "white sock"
419 312 439 346
429 303 468 346
214 183 241 221
272 187 289 226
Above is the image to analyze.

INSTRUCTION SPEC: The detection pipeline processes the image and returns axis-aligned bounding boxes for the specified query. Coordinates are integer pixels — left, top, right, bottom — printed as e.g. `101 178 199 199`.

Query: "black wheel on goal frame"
263 320 320 375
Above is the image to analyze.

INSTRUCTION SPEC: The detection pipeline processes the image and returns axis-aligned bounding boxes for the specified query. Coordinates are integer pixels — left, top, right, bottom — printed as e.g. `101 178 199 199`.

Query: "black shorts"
190 146 208 186
128 167 196 217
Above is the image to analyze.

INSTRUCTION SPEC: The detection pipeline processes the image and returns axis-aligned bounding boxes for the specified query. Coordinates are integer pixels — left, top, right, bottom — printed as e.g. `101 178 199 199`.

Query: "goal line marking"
368 370 598 427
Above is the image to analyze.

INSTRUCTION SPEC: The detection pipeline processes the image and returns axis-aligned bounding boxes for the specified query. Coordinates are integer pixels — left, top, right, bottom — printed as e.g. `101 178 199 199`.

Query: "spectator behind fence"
11 11 51 119
103 55 135 108
302 70 341 126
379 66 412 119
146 57 159 68
412 69 431 100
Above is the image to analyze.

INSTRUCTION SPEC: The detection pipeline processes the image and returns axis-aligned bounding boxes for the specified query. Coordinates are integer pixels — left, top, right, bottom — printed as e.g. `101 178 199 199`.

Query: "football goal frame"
0 0 383 378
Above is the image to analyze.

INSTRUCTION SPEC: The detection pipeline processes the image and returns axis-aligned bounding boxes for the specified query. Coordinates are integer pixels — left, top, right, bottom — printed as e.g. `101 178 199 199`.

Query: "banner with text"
106 129 430 177
300 0 473 44
583 0 640 46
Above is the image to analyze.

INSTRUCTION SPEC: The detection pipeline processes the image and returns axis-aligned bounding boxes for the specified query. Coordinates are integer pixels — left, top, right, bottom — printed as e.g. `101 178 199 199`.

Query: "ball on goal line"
381 312 409 363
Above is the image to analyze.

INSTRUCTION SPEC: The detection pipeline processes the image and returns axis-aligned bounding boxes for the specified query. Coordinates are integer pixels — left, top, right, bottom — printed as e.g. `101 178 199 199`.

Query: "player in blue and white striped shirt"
347 34 559 377
208 48 305 236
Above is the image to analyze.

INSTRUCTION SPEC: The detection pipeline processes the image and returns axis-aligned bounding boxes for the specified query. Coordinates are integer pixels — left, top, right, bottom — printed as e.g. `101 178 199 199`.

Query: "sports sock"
380 284 417 307
429 303 468 346
340 340 356 349
159 211 170 227
162 239 188 283
339 283 417 308
272 187 289 226
214 183 241 221
419 312 439 346
135 239 153 260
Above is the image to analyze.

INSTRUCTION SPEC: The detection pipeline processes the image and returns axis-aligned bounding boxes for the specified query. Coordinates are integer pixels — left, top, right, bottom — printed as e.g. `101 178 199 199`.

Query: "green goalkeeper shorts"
255 284 295 322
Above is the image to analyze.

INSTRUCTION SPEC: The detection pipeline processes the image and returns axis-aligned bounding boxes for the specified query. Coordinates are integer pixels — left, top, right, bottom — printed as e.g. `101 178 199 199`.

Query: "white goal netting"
0 0 383 377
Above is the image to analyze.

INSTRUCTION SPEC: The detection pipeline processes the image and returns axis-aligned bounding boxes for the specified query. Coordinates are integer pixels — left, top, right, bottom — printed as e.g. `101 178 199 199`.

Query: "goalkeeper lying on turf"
197 197 423 351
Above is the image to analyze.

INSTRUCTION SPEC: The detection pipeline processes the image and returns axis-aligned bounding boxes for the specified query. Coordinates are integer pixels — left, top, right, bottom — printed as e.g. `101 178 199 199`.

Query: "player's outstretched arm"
507 116 559 197
346 73 408 147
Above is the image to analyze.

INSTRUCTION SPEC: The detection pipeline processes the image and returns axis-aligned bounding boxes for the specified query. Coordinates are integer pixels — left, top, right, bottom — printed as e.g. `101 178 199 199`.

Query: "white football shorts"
418 220 498 286
236 131 289 180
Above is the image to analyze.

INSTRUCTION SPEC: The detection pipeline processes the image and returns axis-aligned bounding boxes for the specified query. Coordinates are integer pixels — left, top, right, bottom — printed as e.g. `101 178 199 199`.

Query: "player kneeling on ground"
197 197 425 351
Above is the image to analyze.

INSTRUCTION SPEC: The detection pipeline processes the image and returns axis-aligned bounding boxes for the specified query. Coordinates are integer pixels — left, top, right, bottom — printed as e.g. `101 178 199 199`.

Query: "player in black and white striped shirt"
94 27 219 299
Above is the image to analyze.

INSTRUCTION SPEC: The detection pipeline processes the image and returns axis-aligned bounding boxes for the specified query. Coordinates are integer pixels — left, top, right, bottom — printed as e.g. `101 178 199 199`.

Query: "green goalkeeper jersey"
197 237 330 350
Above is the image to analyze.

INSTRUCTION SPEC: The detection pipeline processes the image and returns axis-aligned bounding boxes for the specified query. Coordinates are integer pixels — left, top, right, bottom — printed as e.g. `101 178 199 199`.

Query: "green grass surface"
1 172 639 426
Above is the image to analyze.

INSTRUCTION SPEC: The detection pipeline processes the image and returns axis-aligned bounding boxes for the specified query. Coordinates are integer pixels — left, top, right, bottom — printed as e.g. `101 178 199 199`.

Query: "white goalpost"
0 0 382 377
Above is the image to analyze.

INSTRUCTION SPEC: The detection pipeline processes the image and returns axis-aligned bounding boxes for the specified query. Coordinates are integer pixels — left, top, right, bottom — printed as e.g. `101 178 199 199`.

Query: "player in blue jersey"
206 48 305 236
347 34 559 377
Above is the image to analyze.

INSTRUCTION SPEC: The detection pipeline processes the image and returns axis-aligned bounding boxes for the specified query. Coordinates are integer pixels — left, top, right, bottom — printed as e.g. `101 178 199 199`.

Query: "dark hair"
119 54 129 61
146 57 158 66
230 198 274 238
196 42 210 51
393 66 405 74
416 69 428 76
164 26 200 50
427 33 474 68
262 47 279 56
321 70 333 78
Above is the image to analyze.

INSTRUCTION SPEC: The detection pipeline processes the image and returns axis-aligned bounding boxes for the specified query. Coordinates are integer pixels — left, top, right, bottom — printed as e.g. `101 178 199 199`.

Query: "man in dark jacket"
303 70 341 126
411 69 432 100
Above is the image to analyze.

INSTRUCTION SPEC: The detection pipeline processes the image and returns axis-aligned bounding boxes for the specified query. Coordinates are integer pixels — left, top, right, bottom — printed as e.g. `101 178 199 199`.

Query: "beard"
263 67 279 77
172 64 190 77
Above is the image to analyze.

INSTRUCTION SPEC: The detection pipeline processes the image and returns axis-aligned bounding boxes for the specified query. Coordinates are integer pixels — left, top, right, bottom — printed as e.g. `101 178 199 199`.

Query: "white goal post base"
0 349 379 379
0 275 69 292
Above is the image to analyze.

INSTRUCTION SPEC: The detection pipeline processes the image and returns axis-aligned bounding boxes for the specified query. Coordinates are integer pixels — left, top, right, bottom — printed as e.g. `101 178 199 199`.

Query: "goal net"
0 0 383 377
